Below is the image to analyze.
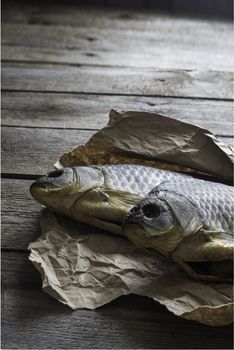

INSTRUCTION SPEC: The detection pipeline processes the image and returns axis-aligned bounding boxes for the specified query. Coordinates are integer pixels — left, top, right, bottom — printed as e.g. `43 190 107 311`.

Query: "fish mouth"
122 221 156 249
122 218 147 237
30 168 75 196
47 169 65 178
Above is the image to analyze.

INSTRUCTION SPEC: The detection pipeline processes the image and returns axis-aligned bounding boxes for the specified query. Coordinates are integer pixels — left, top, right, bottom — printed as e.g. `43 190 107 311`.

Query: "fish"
30 164 187 235
123 175 234 281
30 164 234 281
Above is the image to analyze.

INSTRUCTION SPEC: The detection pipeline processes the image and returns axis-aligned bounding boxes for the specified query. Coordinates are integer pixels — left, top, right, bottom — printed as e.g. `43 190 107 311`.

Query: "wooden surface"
2 253 233 350
2 21 233 70
2 92 234 133
2 62 233 99
2 1 233 349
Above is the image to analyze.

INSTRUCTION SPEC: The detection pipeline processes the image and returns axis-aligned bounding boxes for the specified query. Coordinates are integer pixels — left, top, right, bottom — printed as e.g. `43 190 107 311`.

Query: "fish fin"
173 256 232 282
103 188 143 212
202 229 234 247
172 233 233 281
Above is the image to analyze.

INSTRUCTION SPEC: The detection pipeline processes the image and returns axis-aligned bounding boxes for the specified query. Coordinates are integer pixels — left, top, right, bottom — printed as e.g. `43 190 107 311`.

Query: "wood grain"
2 62 233 100
2 251 41 288
2 21 233 71
2 252 233 350
2 179 41 250
2 91 234 135
2 3 234 348
1 126 95 175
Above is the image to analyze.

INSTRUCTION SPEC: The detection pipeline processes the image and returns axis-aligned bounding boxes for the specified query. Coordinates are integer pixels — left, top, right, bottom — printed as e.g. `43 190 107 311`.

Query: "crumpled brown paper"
29 110 233 326
58 109 234 182
29 209 233 326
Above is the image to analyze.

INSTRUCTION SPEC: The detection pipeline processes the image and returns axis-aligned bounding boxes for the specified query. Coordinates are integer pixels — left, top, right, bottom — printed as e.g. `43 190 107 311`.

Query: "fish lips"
122 213 147 236
30 177 50 194
30 168 74 196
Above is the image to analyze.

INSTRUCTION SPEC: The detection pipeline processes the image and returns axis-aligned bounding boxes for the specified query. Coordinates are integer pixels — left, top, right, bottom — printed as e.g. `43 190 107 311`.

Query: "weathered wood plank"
2 21 233 71
2 252 233 349
2 3 233 349
2 252 41 288
2 179 41 250
2 127 233 176
5 44 231 71
2 91 234 135
1 127 95 175
2 62 233 100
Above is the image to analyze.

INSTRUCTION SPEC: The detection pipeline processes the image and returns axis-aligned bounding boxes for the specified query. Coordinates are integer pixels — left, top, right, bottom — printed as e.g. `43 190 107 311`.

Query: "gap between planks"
2 248 29 254
1 173 43 180
2 88 233 102
1 124 99 131
2 125 233 138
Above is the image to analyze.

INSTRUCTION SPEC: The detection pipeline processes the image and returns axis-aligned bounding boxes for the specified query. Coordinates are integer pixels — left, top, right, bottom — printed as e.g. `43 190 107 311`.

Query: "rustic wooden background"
2 0 233 348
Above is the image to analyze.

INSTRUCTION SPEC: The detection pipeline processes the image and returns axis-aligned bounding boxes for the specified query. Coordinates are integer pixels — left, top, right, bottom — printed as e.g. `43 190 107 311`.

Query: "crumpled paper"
58 109 233 182
29 110 233 326
29 209 233 326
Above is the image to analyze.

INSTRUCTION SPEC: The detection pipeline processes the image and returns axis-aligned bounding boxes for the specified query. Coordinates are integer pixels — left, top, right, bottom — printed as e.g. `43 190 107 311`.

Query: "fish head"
123 194 175 237
123 188 202 256
30 166 103 217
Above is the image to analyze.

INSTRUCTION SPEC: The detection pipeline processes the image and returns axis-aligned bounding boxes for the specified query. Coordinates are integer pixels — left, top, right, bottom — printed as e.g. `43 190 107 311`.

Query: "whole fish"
30 164 184 235
123 176 234 281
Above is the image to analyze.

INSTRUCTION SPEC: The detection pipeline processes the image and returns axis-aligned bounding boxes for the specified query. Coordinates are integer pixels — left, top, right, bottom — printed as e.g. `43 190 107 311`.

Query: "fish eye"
47 169 64 178
142 204 161 218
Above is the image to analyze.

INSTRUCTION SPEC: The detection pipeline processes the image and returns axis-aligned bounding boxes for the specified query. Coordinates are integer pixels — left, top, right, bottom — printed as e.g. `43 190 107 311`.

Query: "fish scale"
99 164 183 196
30 164 234 281
148 177 233 232
123 167 233 281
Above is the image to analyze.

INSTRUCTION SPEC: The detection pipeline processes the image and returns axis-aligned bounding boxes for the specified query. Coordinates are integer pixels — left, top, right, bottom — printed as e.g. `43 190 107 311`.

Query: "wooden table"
2 1 233 348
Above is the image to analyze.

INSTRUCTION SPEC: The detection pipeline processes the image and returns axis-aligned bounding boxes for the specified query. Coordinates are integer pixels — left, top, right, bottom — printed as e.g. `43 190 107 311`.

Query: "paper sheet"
29 209 233 326
58 110 233 182
29 110 233 326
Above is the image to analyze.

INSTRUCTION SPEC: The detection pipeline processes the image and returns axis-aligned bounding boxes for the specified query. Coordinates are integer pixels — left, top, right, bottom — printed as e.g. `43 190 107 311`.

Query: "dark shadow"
2 0 233 22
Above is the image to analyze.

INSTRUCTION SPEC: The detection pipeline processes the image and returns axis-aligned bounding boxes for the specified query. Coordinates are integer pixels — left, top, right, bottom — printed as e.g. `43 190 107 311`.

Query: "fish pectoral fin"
201 229 234 246
172 236 233 281
102 188 143 212
173 257 232 282
173 233 234 261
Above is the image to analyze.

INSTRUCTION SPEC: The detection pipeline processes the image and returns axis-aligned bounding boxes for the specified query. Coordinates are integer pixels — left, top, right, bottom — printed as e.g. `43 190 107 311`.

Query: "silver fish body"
30 164 234 281
30 164 183 234
124 175 234 281
91 164 183 195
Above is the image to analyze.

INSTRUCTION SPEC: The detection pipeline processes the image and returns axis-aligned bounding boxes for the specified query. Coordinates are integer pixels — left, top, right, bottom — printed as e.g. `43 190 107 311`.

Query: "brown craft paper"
57 109 233 182
29 110 233 326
